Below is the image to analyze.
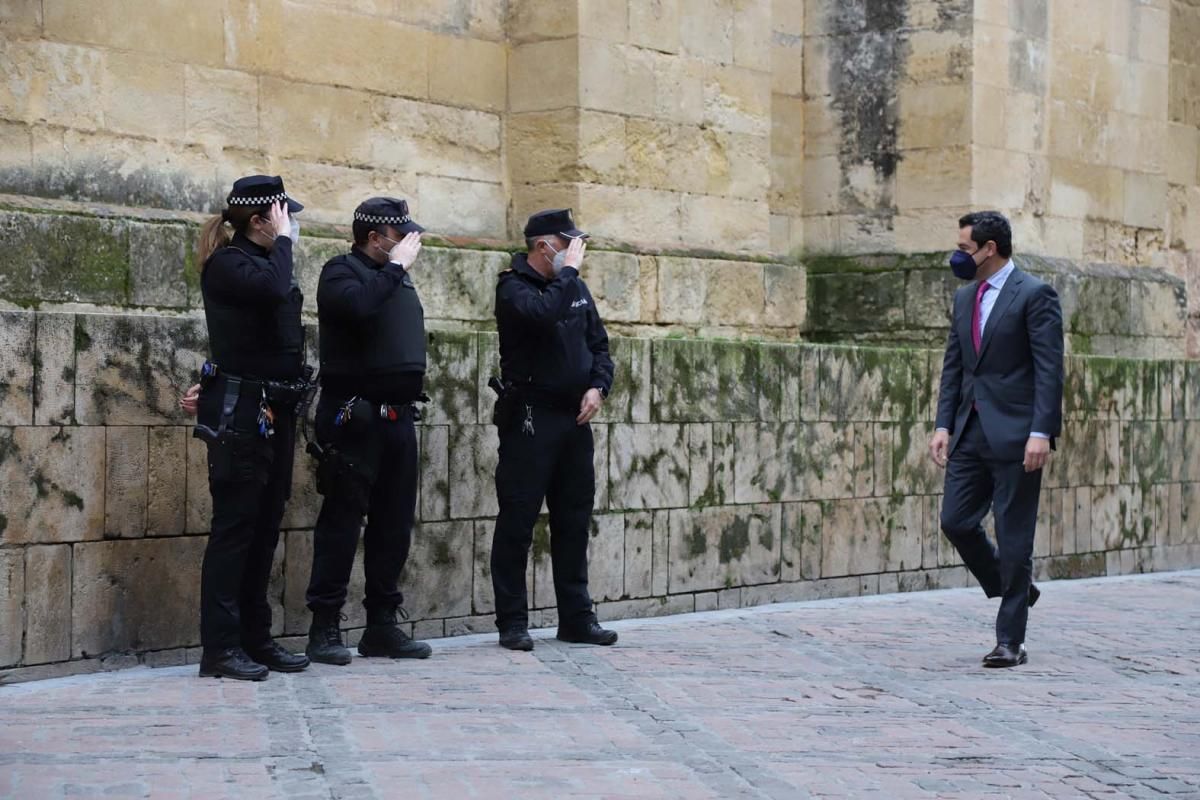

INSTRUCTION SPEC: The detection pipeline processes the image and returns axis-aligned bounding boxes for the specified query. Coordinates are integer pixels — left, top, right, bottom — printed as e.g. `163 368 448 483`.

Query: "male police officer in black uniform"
305 197 432 664
491 208 617 651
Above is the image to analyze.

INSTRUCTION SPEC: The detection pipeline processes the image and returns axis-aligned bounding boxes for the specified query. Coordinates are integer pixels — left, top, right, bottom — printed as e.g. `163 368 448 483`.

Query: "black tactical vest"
318 252 427 377
202 249 304 381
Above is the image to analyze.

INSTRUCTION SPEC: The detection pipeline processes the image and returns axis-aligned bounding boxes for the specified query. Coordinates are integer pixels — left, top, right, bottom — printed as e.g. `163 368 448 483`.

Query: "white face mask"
288 216 300 244
544 241 568 273
375 233 399 254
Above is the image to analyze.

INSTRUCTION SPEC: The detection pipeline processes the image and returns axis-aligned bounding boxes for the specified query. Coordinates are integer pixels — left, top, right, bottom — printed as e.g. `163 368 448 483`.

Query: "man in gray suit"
928 211 1064 668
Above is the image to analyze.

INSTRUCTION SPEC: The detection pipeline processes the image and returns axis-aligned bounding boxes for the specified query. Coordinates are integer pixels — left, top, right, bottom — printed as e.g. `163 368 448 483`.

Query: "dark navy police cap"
353 197 424 234
226 175 303 213
523 208 588 240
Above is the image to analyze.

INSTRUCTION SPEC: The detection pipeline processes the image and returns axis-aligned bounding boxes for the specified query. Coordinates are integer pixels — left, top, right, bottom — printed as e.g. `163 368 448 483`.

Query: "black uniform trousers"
492 404 596 633
940 411 1043 646
200 412 295 653
305 393 417 613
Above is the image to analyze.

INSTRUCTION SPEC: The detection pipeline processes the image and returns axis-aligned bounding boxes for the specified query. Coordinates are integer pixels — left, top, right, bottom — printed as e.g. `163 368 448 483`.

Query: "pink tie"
972 281 990 354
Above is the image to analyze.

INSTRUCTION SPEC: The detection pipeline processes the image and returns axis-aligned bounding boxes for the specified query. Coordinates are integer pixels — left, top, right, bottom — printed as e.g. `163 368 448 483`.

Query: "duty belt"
334 396 422 427
196 361 317 439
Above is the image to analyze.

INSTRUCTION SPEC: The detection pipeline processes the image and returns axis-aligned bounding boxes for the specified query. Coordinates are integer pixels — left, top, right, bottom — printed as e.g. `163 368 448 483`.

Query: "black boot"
557 619 618 646
198 647 269 681
245 639 310 672
358 606 432 659
306 608 352 666
499 627 534 651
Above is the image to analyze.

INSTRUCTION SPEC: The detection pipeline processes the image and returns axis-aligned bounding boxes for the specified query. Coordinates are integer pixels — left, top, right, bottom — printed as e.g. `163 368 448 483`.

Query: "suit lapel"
977 269 1023 362
958 284 977 368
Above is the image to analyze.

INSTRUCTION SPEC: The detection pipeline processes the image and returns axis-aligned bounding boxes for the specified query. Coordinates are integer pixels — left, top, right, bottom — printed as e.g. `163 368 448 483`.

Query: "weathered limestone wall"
805 251 1189 357
796 0 1200 347
0 0 509 236
2 307 1199 681
0 203 807 339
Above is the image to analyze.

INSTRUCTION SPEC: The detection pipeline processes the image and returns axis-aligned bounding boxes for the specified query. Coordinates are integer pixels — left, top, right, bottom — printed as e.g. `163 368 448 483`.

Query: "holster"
194 426 275 486
489 376 517 428
192 374 274 486
308 408 383 516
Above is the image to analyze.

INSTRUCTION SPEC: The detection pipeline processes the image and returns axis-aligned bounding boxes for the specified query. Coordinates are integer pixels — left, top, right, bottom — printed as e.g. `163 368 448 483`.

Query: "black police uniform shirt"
200 231 304 382
495 253 614 406
316 245 426 404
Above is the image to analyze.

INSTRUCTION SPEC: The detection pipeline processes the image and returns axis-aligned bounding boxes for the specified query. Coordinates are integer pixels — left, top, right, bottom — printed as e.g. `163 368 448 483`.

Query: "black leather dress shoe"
198 647 269 681
1029 584 1041 608
983 643 1027 668
246 640 310 672
499 628 534 651
557 621 618 646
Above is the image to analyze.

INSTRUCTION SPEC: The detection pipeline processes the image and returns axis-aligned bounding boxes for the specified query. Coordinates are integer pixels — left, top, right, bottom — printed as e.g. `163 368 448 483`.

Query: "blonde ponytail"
196 213 232 271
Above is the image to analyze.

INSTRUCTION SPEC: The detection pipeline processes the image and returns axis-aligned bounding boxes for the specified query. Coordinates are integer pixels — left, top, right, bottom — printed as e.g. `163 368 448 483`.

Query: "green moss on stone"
431 539 455 568
1045 553 1106 580
531 516 551 560
61 490 84 511
686 527 707 558
74 321 92 351
32 469 49 498
718 518 750 563
0 431 16 465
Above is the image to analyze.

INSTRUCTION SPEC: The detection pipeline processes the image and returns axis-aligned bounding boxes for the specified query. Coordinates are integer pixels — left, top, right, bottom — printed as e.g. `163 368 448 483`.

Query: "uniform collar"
351 245 386 269
510 252 549 286
229 231 271 258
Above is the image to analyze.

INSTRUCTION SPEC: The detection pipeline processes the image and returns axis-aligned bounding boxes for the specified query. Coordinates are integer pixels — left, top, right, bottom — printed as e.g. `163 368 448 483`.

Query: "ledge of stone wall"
1 309 1198 681
0 204 806 340
805 253 1189 358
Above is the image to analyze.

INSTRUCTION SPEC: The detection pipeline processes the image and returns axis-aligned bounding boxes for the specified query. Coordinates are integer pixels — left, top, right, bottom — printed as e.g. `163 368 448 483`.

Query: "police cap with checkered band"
353 197 425 235
226 174 303 213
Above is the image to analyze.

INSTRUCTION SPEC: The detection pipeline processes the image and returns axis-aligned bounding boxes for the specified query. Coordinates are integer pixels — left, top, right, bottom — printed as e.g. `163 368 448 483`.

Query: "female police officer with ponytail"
181 175 313 680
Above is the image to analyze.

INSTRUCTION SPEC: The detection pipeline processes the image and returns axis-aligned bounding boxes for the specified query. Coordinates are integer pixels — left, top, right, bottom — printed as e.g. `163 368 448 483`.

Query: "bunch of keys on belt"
334 396 359 427
256 388 276 438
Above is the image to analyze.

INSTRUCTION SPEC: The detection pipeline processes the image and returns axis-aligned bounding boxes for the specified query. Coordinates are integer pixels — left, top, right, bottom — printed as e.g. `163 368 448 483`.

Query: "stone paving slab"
1 572 1198 799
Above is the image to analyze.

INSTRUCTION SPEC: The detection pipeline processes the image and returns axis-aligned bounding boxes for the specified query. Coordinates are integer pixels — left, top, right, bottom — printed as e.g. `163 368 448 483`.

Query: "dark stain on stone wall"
821 0 972 231
825 0 906 216
1008 0 1048 95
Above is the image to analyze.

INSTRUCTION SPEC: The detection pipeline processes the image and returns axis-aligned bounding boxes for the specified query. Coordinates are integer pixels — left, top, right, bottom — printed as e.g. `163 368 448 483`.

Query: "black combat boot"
198 647 269 681
245 639 310 672
557 619 618 646
357 606 432 659
306 608 352 666
499 627 534 651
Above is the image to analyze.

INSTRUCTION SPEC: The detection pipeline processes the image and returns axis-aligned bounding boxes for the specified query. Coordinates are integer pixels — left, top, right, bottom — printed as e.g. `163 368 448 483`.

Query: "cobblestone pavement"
1 572 1198 800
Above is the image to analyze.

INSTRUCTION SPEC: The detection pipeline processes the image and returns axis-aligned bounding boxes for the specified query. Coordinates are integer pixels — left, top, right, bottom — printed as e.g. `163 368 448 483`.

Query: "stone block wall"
2 309 1198 681
0 0 508 235
805 252 1190 357
0 203 807 339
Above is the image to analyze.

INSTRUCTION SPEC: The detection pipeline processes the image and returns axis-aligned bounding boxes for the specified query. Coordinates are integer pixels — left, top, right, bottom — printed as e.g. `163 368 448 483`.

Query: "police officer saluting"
304 197 432 664
184 175 313 680
491 209 617 651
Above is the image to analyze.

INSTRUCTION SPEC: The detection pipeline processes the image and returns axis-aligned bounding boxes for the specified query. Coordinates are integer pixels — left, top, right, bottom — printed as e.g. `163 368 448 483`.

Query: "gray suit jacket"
936 267 1064 462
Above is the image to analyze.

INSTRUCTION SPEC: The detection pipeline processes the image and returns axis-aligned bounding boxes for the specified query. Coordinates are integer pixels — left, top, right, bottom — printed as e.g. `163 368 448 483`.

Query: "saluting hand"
267 200 290 239
179 383 200 417
389 232 423 269
564 237 586 269
577 388 603 426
